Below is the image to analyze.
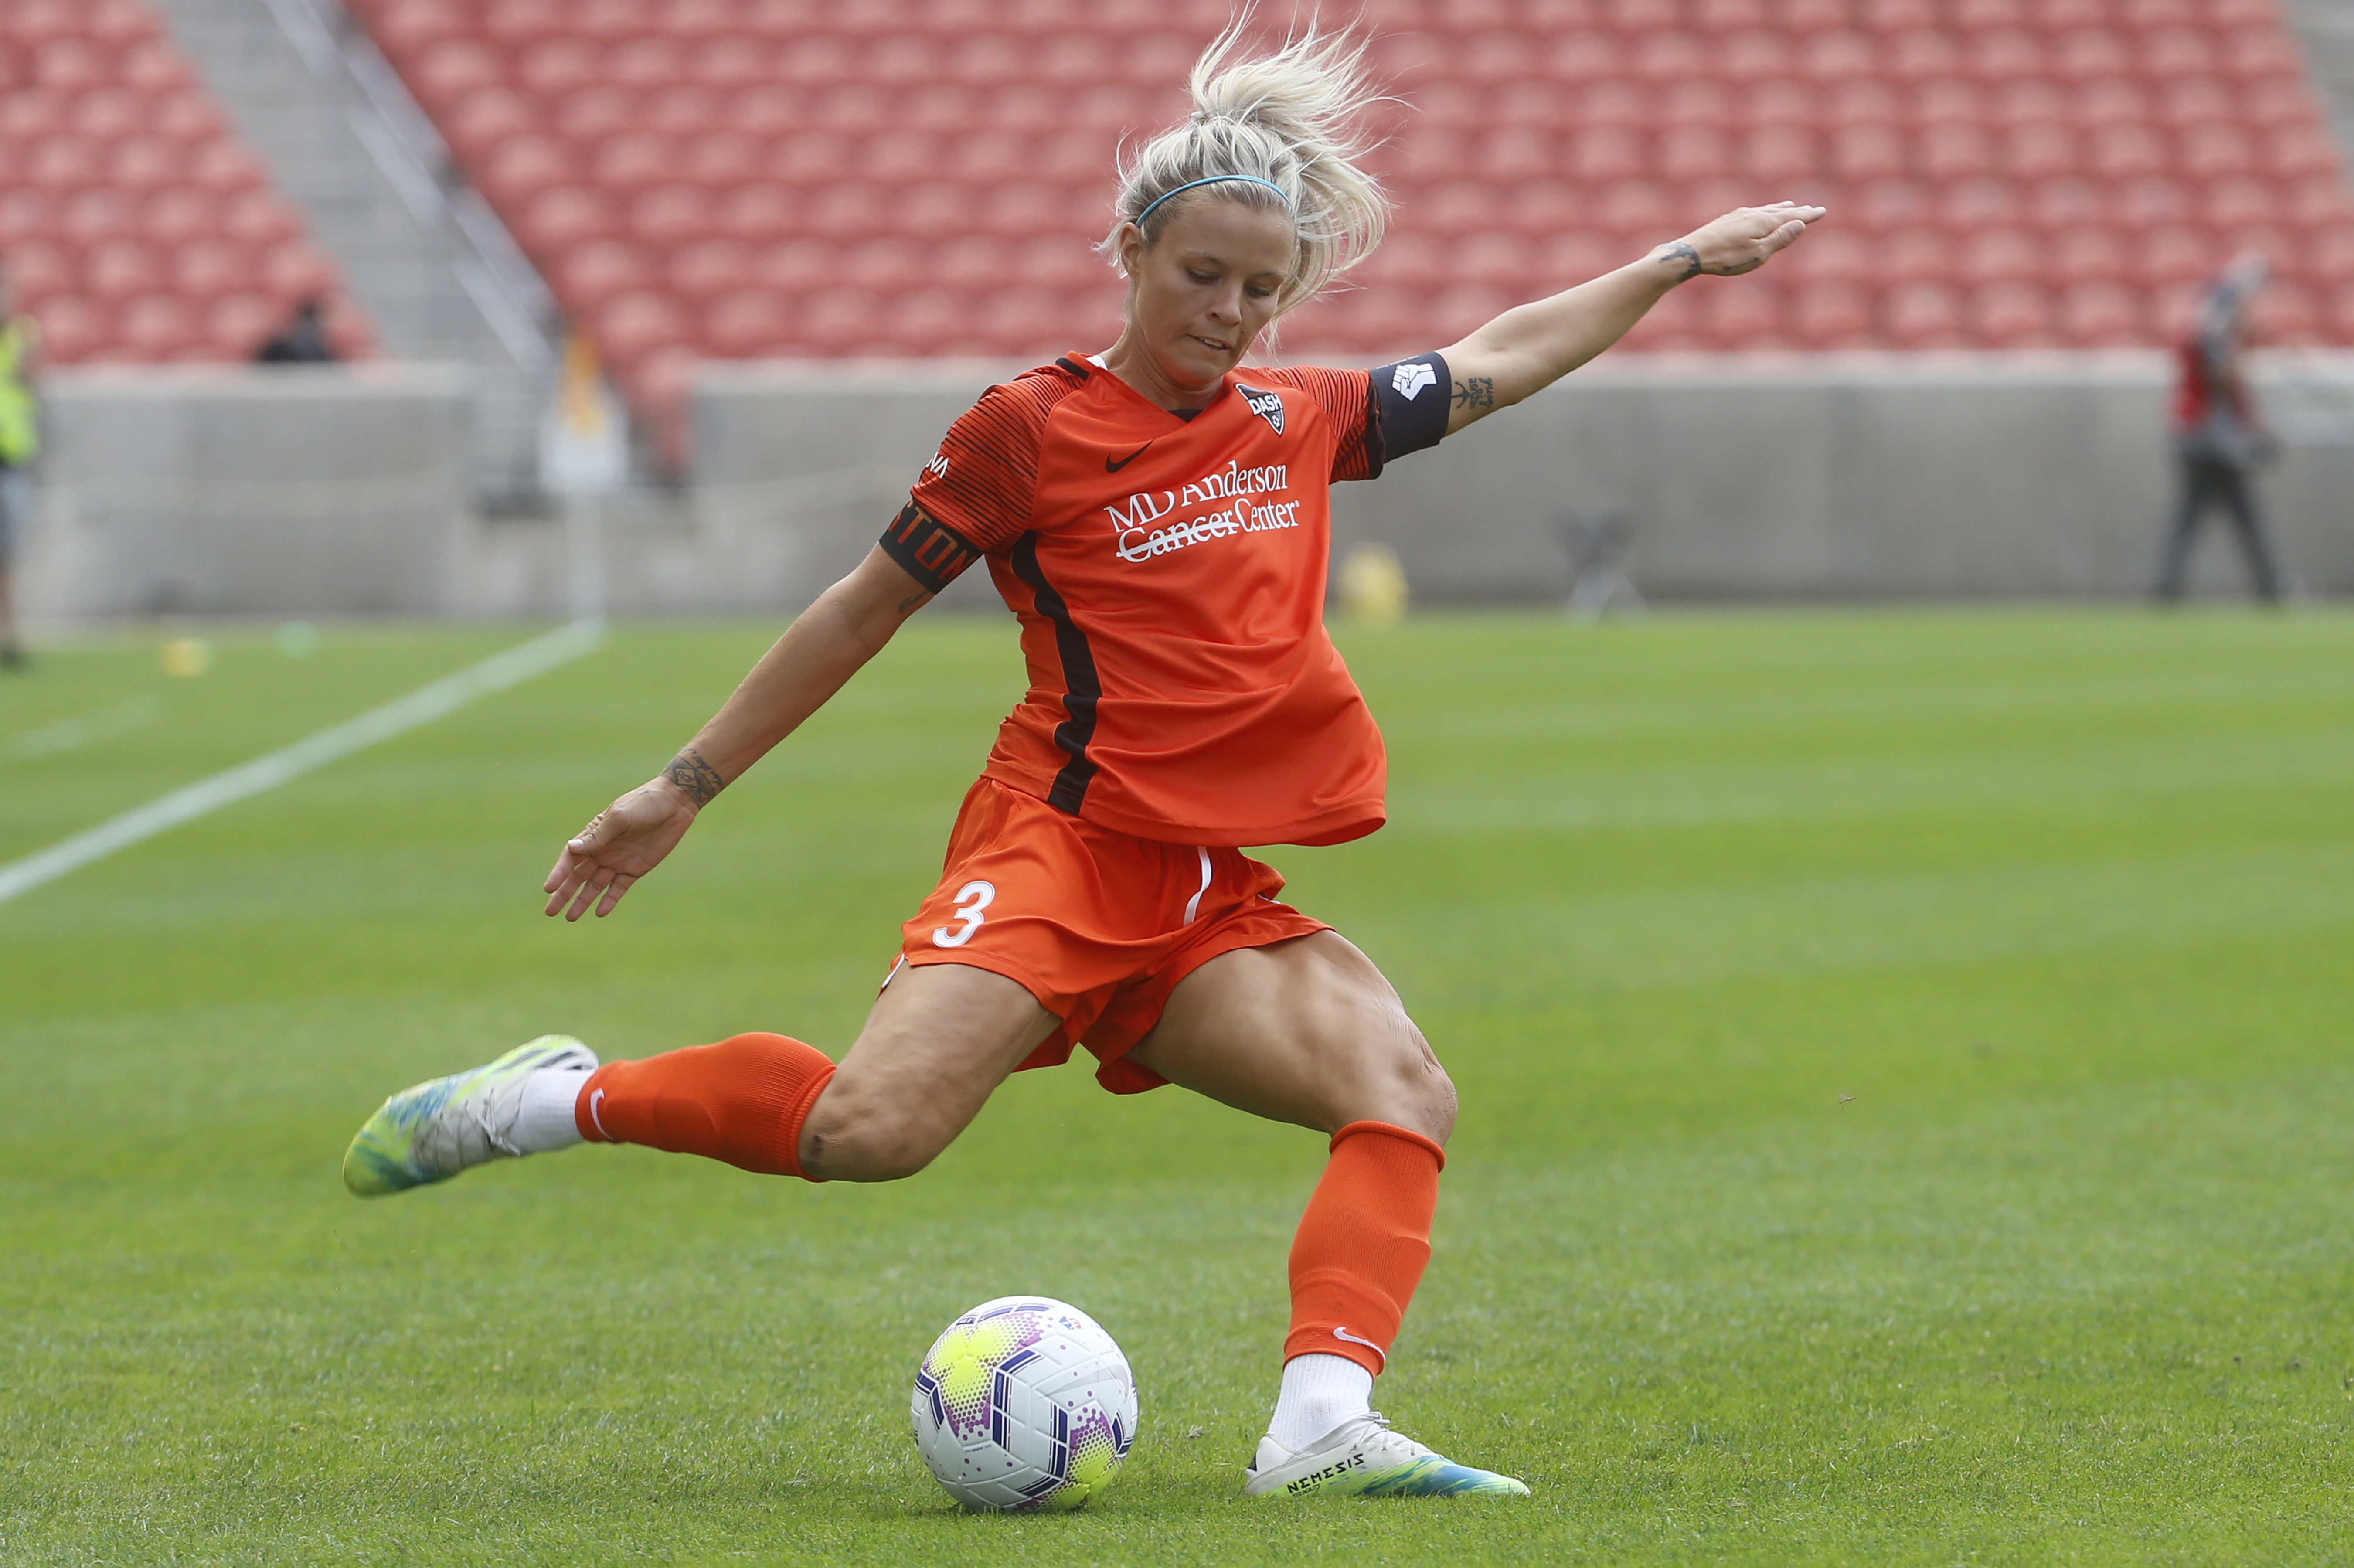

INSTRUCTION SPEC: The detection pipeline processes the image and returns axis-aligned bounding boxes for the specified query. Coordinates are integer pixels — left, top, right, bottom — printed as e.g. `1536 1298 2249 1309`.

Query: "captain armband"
1370 353 1451 468
880 502 984 593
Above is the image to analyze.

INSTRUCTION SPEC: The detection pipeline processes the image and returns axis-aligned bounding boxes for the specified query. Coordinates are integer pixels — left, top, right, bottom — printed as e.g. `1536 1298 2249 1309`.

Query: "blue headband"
1134 175 1293 228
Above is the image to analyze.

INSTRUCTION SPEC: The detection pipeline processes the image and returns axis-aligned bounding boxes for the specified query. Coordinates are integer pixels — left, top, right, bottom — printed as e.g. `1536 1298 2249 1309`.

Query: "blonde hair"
1099 16 1390 319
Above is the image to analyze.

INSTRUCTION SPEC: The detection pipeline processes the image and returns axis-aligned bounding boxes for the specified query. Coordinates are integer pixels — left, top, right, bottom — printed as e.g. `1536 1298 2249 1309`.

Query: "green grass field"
3 609 2352 1565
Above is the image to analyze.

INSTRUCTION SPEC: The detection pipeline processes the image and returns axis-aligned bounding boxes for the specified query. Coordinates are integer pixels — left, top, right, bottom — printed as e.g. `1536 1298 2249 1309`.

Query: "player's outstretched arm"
542 545 935 921
1436 202 1826 435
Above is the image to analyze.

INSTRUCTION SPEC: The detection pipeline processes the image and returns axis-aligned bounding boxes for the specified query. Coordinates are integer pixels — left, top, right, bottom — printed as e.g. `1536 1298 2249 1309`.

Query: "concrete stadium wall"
19 364 471 619
16 354 2353 624
691 352 2354 609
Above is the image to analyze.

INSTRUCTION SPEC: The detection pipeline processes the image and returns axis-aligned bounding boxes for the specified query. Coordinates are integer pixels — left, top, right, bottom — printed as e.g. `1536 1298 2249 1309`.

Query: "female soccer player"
345 24 1818 1500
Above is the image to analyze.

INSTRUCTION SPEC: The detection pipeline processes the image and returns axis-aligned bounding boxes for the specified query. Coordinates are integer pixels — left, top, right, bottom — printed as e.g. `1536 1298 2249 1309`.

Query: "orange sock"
1283 1120 1446 1375
575 1032 835 1182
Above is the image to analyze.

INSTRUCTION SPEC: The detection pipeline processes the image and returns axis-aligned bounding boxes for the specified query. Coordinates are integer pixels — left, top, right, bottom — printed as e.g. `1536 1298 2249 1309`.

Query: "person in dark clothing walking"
2157 255 2283 603
253 297 339 365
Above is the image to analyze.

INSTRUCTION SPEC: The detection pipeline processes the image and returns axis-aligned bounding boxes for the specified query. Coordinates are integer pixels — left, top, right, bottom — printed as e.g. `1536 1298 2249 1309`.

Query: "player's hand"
1661 202 1826 278
542 778 700 921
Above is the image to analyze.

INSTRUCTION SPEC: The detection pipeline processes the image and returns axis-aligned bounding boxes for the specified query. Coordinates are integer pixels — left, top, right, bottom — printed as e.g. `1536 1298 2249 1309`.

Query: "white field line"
0 619 604 908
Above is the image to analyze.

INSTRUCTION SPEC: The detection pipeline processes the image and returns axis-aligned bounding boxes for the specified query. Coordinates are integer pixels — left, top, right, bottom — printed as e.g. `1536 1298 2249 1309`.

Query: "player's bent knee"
798 1079 956 1183
1388 1023 1457 1147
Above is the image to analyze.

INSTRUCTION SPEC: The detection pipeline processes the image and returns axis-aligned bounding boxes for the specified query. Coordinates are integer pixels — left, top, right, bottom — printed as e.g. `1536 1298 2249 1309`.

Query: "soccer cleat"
341 1035 596 1197
1244 1413 1531 1499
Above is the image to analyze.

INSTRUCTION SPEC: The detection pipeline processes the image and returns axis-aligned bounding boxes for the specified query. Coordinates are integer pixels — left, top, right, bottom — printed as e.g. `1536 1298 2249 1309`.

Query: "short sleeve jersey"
882 351 1449 848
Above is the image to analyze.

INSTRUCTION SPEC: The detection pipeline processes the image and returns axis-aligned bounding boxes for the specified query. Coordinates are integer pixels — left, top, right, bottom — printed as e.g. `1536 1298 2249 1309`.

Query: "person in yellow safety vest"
0 262 36 670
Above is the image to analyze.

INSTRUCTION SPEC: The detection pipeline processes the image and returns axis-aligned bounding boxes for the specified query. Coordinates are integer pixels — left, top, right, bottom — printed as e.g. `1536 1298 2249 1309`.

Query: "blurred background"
5 0 2354 623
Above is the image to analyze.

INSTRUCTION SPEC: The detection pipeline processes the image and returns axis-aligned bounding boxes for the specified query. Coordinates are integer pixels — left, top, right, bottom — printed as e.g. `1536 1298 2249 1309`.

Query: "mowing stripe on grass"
0 620 604 907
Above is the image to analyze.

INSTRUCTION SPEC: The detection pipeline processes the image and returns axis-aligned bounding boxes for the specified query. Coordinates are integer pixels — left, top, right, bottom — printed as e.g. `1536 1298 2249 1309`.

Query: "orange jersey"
881 351 1450 847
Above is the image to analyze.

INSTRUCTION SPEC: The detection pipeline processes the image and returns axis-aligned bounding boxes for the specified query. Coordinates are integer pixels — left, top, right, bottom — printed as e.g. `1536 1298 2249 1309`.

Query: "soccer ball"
910 1296 1138 1511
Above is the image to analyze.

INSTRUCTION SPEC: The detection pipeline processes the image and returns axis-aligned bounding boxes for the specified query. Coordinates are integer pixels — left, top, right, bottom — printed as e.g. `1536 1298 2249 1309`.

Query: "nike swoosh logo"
1105 441 1154 473
1333 1326 1385 1366
588 1088 610 1140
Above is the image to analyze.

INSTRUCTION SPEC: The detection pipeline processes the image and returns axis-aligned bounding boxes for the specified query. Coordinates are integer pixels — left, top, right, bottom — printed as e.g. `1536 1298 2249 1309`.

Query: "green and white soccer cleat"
341 1035 596 1197
1245 1414 1531 1499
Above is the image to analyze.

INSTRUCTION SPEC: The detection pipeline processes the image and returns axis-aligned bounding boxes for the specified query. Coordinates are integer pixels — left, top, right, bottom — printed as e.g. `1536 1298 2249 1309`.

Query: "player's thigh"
1125 931 1456 1145
803 960 1060 1180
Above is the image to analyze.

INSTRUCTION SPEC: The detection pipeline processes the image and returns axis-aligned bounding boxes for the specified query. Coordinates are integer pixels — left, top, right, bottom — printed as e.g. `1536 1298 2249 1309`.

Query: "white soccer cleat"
342 1035 596 1197
1244 1412 1531 1498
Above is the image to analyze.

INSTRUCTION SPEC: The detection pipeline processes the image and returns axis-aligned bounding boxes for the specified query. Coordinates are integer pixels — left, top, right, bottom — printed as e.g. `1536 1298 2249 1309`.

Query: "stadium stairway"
146 0 557 500
2279 0 2354 175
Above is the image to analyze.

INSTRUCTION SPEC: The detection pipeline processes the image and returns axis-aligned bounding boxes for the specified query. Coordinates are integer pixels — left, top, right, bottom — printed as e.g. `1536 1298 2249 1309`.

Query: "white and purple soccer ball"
910 1296 1138 1511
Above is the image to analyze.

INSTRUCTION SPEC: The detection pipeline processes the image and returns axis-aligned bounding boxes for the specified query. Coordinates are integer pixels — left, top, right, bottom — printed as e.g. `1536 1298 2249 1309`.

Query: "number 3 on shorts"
932 880 996 948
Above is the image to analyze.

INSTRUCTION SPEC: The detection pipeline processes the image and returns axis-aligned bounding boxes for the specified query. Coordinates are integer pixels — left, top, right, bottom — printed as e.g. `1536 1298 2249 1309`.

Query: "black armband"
1368 352 1451 473
879 502 983 593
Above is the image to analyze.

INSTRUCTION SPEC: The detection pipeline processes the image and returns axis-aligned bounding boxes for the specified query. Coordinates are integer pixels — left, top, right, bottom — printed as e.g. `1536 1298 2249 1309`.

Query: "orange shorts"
895 777 1328 1094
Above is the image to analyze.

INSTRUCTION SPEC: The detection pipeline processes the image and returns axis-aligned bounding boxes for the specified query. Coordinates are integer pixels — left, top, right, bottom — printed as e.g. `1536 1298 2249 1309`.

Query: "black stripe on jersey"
1368 352 1451 477
879 502 982 593
1009 532 1101 815
1053 356 1093 380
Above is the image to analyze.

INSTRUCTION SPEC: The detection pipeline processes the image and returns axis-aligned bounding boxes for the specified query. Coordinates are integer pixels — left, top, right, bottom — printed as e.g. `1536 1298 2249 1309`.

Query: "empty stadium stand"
0 0 373 363
340 0 2349 431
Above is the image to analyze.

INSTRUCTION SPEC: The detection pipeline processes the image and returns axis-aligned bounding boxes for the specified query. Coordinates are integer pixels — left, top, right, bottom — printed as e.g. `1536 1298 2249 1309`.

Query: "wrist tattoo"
1450 376 1495 412
1660 240 1704 280
663 747 725 806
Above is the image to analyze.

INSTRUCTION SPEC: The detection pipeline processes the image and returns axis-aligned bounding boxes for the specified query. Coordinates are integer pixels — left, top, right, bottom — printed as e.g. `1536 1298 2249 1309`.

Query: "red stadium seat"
1969 280 2052 344
520 39 604 96
2005 122 2082 179
59 188 133 245
4 239 77 302
1699 277 1786 348
204 293 280 358
713 182 797 241
189 139 267 195
371 0 466 57
31 295 109 361
669 237 751 296
2057 279 2142 343
752 238 836 293
555 85 642 141
1961 227 2044 285
2269 124 2341 179
2052 225 2126 284
1744 124 1818 181
2287 173 2354 227
518 185 620 253
115 293 200 360
170 238 254 301
703 287 793 356
444 90 542 155
262 245 340 305
87 238 162 302
1832 123 1905 181
594 288 691 366
1884 279 1963 345
2201 174 2278 224
590 131 677 193
2087 122 2168 176
1919 122 1997 179
2181 122 2258 178
557 238 652 313
221 188 302 245
26 137 101 192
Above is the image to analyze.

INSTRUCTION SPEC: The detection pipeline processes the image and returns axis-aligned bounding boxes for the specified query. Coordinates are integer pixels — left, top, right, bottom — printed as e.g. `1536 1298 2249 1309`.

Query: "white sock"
1265 1354 1374 1452
510 1065 591 1153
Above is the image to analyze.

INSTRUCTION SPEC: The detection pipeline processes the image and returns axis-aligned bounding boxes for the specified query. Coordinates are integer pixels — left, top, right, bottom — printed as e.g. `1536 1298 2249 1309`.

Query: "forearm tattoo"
1660 240 1704 281
663 746 725 806
1451 376 1495 412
